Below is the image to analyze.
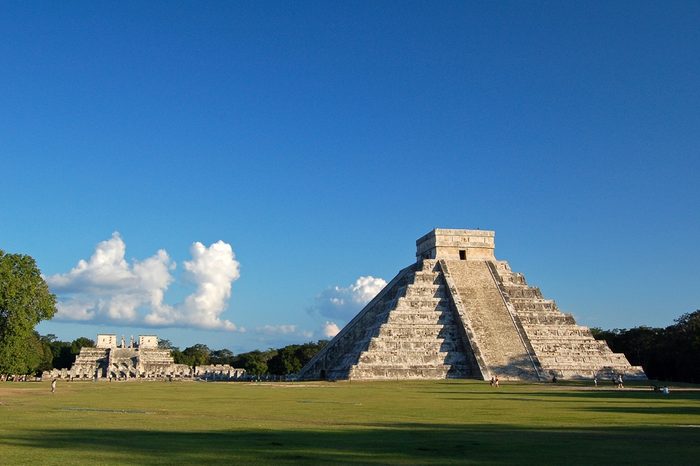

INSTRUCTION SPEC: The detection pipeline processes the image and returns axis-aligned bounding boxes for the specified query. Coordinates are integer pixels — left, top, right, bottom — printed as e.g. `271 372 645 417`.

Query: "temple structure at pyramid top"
416 229 495 261
299 228 646 381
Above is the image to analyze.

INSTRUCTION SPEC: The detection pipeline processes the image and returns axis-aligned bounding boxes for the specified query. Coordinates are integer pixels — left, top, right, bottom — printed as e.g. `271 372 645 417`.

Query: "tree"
0 251 57 374
158 339 177 350
158 339 183 363
29 331 54 372
268 341 328 376
182 344 211 367
48 339 74 369
210 348 234 365
268 345 302 375
593 310 700 383
71 337 95 355
232 350 276 376
668 310 700 383
171 349 191 366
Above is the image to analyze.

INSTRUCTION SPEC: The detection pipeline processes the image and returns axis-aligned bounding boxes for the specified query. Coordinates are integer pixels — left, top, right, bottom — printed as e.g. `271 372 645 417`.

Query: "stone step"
519 316 576 325
526 331 594 338
387 308 456 322
405 282 442 290
358 352 469 365
395 296 448 306
538 355 630 365
513 309 562 316
545 364 644 374
403 290 447 299
523 324 592 332
385 314 456 325
531 338 609 346
368 340 464 351
376 325 462 339
511 301 558 309
349 364 470 379
509 298 555 305
531 346 612 355
505 288 543 299
388 306 451 314
527 337 602 344
411 274 442 285
536 354 624 363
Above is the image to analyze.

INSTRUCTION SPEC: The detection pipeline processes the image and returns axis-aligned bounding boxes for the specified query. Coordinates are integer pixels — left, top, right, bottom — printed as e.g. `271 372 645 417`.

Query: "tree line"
160 339 328 376
591 309 700 383
6 334 327 378
1 248 698 382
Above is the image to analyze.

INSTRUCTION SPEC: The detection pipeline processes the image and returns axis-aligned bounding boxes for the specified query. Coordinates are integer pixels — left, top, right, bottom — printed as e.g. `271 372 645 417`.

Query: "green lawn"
1 379 698 464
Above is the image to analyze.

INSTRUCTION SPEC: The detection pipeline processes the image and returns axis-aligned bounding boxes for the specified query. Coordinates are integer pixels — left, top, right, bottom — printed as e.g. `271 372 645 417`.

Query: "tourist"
494 376 499 388
490 376 495 386
594 376 598 387
617 375 624 389
51 379 57 393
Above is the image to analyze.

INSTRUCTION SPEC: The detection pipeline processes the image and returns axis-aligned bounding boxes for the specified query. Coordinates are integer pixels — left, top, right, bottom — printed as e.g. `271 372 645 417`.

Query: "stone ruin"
194 365 246 381
42 334 245 381
299 228 646 381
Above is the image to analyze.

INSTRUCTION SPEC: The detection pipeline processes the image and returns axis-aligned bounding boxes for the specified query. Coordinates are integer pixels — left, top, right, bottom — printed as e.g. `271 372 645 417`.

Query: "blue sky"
2 2 698 353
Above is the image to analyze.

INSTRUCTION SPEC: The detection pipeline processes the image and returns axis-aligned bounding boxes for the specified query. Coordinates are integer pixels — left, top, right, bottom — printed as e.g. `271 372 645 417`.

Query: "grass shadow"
2 423 700 465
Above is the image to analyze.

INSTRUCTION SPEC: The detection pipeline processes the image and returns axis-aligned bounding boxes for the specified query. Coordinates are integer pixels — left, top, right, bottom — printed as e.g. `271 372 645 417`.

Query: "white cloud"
257 324 299 335
322 321 340 338
47 233 241 331
310 275 387 322
47 232 142 293
146 241 239 331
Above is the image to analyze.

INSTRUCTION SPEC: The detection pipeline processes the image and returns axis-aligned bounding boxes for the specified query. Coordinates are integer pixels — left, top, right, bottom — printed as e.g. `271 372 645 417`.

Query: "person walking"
51 379 57 394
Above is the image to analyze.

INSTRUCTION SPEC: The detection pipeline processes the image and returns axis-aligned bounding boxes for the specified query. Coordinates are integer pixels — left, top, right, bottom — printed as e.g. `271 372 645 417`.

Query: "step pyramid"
299 229 646 381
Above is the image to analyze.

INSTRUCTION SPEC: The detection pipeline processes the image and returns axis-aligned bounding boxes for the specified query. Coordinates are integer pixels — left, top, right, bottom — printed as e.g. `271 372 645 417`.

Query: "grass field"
1 379 699 465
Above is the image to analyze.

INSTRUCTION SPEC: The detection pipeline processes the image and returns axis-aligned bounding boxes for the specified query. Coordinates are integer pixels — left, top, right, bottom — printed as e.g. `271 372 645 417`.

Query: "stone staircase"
298 260 481 380
137 349 187 377
347 260 474 379
441 260 540 380
490 260 646 380
298 264 418 380
70 348 108 379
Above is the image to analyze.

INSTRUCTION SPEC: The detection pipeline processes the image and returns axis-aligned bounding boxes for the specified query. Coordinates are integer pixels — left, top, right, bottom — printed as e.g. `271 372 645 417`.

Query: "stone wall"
416 229 495 261
194 364 246 380
96 334 117 348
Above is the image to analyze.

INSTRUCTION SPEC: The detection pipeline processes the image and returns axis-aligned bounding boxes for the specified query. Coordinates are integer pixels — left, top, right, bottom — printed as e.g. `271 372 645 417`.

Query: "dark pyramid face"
299 229 645 381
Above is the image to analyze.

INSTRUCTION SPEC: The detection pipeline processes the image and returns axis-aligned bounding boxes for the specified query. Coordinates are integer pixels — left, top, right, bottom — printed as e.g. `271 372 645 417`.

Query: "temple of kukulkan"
299 229 646 381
